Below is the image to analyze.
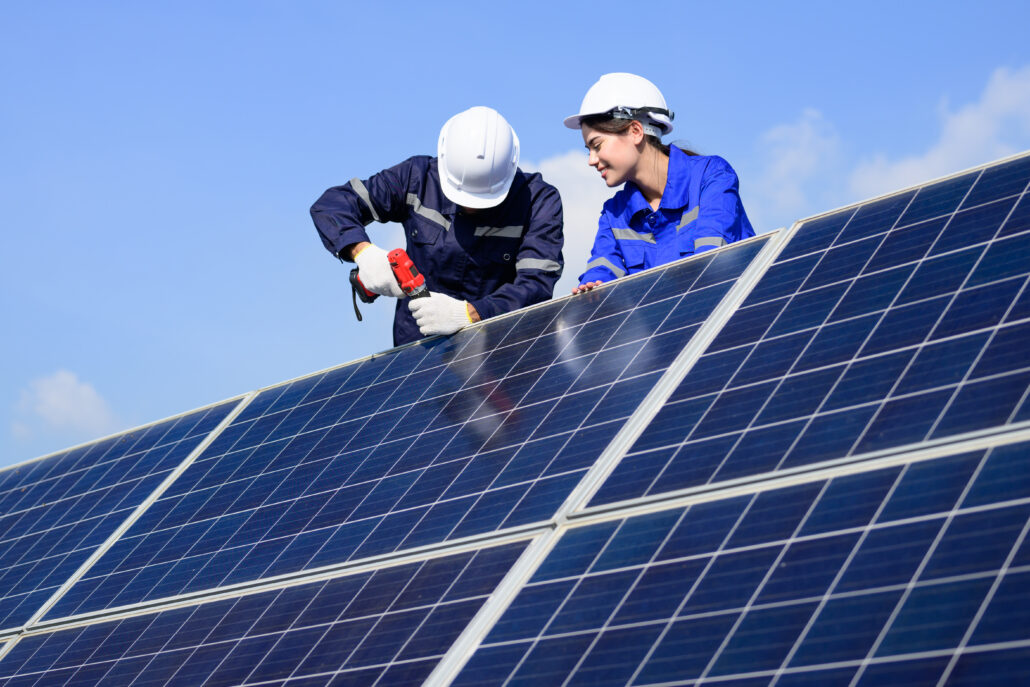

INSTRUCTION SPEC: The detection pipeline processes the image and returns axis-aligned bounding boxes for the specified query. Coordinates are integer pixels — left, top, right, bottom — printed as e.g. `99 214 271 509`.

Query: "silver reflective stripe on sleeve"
474 225 524 238
612 227 656 244
678 205 699 229
695 236 727 250
406 193 451 230
350 177 380 222
515 258 562 273
585 257 626 278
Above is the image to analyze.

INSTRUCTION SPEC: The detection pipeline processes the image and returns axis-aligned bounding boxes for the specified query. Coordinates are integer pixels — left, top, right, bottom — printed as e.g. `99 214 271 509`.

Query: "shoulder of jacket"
602 186 635 217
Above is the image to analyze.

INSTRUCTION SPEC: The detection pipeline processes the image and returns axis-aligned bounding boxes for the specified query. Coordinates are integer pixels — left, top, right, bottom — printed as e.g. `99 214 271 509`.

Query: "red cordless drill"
349 248 428 321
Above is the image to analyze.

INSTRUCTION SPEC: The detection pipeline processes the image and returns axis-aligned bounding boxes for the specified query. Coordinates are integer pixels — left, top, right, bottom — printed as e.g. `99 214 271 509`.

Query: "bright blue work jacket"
579 146 754 284
311 156 564 346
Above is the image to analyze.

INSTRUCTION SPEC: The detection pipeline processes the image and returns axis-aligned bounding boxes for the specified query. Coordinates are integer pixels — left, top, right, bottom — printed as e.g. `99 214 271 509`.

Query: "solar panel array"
1 152 1027 685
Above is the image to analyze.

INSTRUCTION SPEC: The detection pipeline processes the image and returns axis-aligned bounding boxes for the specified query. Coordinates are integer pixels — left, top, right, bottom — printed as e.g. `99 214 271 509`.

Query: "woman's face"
581 122 644 187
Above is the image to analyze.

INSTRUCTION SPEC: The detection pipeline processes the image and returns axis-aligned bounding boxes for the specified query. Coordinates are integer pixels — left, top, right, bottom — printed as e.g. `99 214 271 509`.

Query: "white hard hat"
437 106 520 209
563 72 674 136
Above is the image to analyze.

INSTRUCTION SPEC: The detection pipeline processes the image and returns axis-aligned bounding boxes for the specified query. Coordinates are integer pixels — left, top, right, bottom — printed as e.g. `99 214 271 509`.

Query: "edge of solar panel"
424 150 1030 684
577 149 1030 517
443 432 1030 686
2 149 1026 686
23 233 783 628
0 394 252 640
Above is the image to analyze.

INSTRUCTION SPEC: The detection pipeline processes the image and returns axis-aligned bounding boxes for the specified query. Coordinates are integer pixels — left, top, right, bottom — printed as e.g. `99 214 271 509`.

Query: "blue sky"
2 0 1030 467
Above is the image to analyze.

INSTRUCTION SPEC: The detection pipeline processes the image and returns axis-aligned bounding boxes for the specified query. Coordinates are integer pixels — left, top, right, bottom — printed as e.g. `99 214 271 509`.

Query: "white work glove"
353 244 404 298
408 291 473 337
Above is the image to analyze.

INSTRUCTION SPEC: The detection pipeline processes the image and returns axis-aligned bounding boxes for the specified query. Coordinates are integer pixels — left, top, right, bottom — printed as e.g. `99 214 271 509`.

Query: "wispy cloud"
850 65 1030 198
743 108 842 232
14 370 120 440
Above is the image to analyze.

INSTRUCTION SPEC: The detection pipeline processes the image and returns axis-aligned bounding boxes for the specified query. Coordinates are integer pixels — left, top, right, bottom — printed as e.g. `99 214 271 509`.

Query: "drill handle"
349 268 378 321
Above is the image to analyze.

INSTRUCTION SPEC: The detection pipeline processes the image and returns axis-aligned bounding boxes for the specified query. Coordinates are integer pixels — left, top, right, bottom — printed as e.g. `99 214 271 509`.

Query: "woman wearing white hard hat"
564 73 754 293
311 106 564 346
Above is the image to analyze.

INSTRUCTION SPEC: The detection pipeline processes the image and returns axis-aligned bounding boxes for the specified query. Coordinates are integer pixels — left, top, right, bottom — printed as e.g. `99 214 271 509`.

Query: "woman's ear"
627 120 646 146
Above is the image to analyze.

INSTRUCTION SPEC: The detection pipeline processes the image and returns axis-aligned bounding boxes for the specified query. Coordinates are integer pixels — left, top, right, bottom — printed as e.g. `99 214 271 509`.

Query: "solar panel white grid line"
17 392 255 633
232 545 455 687
28 525 546 635
605 174 1030 508
765 457 930 686
692 478 834 684
846 177 1028 451
0 394 247 478
557 231 791 518
0 542 528 686
769 149 1030 242
920 183 1030 440
552 500 706 686
449 440 1029 686
0 403 244 637
846 442 993 686
569 403 1030 526
423 534 556 687
935 513 1030 685
48 244 768 621
679 187 924 495
422 236 785 687
652 188 934 493
618 477 775 686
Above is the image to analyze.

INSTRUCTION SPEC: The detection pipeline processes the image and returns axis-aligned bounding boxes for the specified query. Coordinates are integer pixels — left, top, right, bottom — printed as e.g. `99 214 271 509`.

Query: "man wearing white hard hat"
311 106 564 346
564 73 754 293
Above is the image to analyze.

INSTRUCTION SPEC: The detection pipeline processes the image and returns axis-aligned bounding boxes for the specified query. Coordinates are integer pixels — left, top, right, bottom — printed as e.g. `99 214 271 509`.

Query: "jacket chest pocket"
407 218 444 247
620 242 650 271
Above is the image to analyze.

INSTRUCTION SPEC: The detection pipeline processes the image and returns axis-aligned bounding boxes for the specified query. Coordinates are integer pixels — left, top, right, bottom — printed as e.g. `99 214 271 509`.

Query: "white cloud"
523 150 617 295
14 370 120 439
850 65 1030 198
742 108 842 232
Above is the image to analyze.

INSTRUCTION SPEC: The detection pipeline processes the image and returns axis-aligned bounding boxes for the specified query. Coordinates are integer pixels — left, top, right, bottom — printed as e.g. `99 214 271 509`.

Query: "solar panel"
0 540 527 686
0 400 240 633
452 439 1030 685
43 237 772 620
1 152 1027 686
591 154 1030 508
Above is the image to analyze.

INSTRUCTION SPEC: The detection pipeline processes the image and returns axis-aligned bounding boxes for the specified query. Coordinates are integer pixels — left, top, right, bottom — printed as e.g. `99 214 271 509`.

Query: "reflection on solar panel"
0 152 1026 685
45 237 770 620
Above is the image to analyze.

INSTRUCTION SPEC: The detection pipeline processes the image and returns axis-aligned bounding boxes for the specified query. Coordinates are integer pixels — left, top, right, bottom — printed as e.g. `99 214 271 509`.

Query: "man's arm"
467 182 565 320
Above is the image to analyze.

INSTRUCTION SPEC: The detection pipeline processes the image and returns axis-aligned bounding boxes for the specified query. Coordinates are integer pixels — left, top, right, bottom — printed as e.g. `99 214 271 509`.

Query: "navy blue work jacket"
579 146 754 284
311 156 564 346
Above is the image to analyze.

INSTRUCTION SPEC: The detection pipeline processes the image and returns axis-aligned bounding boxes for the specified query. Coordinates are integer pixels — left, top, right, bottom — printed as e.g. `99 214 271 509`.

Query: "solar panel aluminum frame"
427 150 1030 686
574 150 1030 519
423 230 793 687
0 393 255 642
28 231 786 636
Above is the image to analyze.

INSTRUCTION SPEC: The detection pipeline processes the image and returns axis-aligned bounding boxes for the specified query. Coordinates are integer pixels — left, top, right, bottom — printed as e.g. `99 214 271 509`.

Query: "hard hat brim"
439 172 513 209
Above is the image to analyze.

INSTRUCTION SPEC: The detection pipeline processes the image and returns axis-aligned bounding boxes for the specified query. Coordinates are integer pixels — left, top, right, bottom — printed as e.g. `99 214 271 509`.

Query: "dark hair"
580 114 697 156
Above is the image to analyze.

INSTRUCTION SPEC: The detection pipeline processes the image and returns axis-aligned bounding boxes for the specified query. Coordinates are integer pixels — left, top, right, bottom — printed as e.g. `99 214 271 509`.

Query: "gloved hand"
353 244 405 297
408 291 473 337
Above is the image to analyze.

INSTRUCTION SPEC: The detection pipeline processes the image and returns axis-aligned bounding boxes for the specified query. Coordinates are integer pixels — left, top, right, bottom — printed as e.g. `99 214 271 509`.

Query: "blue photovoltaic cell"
45 238 770 620
594 154 1030 507
0 541 525 687
455 440 1030 686
0 401 238 632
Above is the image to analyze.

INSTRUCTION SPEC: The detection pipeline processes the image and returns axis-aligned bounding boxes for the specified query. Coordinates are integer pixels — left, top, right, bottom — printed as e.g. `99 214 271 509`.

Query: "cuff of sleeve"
468 297 497 321
579 267 617 284
333 228 373 260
